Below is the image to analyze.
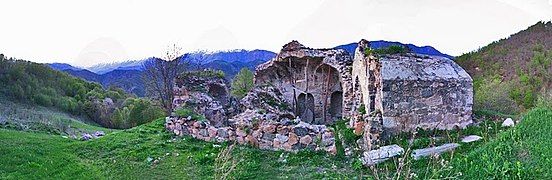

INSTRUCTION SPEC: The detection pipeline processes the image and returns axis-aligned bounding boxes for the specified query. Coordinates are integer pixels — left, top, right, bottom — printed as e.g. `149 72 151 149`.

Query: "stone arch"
329 91 343 119
297 93 315 123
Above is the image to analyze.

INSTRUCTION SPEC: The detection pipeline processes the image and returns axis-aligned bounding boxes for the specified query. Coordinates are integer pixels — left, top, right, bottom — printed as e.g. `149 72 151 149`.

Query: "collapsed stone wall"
166 83 336 154
165 113 336 154
172 71 235 127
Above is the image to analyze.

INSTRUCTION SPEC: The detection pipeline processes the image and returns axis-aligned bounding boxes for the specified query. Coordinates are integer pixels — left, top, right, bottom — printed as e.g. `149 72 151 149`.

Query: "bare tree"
142 44 187 114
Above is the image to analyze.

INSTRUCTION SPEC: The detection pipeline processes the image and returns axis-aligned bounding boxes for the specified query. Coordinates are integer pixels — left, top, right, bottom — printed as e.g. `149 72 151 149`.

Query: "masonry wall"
165 112 337 154
380 79 473 132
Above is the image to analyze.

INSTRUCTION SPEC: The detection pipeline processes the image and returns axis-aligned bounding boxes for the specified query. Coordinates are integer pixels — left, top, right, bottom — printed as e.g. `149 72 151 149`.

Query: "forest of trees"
0 55 165 129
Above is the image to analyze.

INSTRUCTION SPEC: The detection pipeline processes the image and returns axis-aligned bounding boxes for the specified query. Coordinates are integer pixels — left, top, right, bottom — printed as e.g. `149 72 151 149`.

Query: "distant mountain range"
48 41 453 97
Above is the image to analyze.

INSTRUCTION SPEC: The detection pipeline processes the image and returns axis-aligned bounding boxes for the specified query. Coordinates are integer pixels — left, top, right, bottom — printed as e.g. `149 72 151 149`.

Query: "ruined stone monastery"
165 39 473 155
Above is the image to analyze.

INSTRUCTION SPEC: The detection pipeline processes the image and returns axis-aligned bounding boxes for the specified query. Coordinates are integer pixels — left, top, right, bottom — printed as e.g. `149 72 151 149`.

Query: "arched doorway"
329 91 343 119
297 93 315 123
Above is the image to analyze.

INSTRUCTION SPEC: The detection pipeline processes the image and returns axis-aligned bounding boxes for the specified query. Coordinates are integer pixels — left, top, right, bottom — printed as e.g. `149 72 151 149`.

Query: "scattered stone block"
361 144 404 166
502 118 515 127
411 143 460 160
461 135 482 143
81 133 93 141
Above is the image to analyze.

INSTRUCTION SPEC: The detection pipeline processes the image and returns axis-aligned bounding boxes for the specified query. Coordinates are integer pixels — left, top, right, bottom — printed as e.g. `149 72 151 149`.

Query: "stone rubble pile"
167 71 336 154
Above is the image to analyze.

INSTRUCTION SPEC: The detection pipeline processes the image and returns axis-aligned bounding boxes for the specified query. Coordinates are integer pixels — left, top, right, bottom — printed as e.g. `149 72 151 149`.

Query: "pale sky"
1 0 551 67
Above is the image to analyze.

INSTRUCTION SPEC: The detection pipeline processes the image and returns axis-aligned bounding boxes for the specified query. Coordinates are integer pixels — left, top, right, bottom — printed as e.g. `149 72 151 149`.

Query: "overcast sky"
1 0 552 67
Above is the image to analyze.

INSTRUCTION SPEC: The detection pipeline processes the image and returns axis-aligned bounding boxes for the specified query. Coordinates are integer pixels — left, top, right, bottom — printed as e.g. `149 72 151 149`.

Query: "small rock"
208 127 218 137
276 134 289 143
354 121 365 135
288 133 298 145
199 129 208 137
217 128 229 138
81 133 93 141
294 126 309 136
263 124 276 133
502 118 515 127
300 135 313 145
236 128 247 137
173 129 181 136
277 126 290 134
146 157 154 162
273 139 281 149
461 135 482 143
327 145 337 155
282 142 293 151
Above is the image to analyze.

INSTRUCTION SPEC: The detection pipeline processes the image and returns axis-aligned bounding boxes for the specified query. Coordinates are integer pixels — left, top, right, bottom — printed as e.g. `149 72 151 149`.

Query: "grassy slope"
0 98 113 136
2 108 550 179
449 107 552 179
0 118 358 179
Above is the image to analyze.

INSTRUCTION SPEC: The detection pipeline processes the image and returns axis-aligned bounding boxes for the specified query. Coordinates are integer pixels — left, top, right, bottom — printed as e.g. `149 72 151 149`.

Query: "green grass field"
1 107 551 179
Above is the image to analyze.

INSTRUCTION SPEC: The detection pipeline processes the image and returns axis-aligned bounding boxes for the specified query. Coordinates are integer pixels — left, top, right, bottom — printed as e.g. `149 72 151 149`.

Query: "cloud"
192 26 240 51
74 37 129 67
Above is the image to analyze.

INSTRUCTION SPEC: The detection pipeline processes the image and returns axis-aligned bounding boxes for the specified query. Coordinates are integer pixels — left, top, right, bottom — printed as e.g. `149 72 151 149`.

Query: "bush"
373 45 410 55
230 68 254 99
474 76 520 114
33 94 52 107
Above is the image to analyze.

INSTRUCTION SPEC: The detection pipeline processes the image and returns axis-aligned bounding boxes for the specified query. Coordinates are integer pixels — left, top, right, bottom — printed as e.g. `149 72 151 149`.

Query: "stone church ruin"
165 39 473 155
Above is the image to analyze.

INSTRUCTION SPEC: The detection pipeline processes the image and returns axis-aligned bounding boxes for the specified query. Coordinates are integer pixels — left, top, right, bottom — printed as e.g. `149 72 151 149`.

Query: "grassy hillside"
0 97 112 136
456 21 552 114
0 118 358 179
2 107 550 179
0 56 164 129
445 107 552 179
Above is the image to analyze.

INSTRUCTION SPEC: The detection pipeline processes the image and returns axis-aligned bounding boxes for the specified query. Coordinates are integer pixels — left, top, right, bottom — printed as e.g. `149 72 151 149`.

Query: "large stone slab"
411 143 460 160
461 135 482 143
361 144 404 166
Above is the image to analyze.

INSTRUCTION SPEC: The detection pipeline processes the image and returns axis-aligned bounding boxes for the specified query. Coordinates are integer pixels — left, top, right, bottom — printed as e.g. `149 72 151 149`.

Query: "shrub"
230 68 254 99
373 45 410 55
474 76 520 114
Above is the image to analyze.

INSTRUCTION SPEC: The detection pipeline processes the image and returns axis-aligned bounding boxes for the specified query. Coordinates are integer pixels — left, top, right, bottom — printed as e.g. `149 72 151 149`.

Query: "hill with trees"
455 21 552 114
0 55 164 129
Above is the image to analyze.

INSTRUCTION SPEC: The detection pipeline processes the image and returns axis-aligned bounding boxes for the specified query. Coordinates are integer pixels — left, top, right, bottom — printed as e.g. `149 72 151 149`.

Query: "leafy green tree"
231 68 255 99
